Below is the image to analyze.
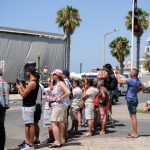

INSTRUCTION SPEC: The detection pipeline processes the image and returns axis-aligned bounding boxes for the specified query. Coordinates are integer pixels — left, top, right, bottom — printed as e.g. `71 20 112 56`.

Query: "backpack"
35 84 43 105
109 73 118 91
104 71 118 91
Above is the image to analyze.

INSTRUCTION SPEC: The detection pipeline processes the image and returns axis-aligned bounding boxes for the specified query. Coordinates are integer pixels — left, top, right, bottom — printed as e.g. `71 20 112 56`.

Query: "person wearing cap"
0 68 9 150
17 62 39 150
100 64 117 115
62 70 72 140
48 69 70 148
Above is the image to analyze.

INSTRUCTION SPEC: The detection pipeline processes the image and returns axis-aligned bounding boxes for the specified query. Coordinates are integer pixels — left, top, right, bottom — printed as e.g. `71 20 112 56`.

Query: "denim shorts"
127 100 138 115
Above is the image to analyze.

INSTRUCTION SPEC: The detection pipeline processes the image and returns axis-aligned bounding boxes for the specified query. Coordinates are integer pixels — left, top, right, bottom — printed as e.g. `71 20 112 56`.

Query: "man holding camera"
99 64 118 113
17 62 39 150
0 68 9 150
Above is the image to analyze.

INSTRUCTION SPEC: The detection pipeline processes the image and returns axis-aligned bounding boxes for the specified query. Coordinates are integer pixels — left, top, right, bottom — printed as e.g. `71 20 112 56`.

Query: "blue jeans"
127 100 138 115
0 105 6 150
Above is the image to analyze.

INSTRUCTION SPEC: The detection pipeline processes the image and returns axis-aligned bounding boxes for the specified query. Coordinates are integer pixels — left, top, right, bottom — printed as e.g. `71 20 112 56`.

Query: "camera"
16 79 20 84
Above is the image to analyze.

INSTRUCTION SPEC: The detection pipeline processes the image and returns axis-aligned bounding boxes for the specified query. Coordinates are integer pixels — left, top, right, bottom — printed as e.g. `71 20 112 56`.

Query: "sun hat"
51 69 63 77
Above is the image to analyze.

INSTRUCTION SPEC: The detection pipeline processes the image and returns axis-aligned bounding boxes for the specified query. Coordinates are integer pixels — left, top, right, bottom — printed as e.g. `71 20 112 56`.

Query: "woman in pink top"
49 69 70 148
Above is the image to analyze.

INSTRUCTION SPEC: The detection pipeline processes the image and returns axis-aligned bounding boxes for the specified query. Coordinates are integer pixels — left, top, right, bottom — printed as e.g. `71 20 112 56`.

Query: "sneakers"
20 144 34 150
46 138 54 144
33 139 40 145
28 145 35 150
18 140 26 147
20 144 29 150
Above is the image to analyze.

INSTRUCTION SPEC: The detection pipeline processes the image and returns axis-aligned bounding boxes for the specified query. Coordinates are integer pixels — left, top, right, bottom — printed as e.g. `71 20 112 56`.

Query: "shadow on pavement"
139 134 150 137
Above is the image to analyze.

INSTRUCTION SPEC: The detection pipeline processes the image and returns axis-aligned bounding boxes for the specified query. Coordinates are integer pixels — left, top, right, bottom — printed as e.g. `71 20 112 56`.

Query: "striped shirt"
0 76 9 107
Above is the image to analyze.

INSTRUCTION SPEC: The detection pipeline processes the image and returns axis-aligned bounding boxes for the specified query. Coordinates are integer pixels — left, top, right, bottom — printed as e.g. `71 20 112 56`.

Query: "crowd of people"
0 62 145 150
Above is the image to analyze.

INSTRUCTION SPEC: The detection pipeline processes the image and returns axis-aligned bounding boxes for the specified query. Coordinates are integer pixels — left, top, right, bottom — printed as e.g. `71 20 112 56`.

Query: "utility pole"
80 63 82 73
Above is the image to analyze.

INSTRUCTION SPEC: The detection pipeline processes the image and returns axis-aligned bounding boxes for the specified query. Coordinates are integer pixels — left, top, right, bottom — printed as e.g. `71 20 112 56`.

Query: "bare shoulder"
28 80 36 90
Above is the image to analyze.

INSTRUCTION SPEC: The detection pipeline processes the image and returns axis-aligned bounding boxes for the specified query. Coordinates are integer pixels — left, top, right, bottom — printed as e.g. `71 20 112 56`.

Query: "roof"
0 26 66 40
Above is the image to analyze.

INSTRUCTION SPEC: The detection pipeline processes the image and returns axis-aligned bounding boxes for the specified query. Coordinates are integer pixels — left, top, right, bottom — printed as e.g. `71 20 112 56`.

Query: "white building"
145 37 150 53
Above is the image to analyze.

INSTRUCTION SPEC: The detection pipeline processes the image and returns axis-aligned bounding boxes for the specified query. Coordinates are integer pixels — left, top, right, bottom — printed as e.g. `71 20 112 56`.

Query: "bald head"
0 68 3 76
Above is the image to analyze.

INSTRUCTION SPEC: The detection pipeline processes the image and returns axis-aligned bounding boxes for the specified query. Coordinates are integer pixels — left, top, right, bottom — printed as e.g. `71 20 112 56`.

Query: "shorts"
70 107 79 120
127 100 138 115
22 106 35 124
43 109 52 127
34 104 42 123
85 107 94 120
51 106 65 122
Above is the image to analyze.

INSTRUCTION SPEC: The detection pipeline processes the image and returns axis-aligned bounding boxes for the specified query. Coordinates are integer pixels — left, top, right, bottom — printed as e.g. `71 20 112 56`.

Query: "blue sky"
0 0 150 73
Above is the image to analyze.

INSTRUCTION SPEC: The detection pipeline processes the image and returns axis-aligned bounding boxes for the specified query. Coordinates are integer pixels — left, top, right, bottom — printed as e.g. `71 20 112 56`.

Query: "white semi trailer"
0 26 66 92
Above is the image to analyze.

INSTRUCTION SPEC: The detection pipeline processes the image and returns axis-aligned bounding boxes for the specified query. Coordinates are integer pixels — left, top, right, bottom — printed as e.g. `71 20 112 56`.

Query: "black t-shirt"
104 71 116 91
23 80 39 107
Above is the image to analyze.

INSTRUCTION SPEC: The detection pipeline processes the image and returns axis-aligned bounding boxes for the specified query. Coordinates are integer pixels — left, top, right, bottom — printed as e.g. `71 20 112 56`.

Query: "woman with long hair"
48 69 70 148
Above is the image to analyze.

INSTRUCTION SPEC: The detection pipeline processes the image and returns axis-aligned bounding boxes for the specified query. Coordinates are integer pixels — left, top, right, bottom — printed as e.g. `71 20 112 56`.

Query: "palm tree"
143 52 150 72
56 5 81 70
109 37 130 75
125 8 149 72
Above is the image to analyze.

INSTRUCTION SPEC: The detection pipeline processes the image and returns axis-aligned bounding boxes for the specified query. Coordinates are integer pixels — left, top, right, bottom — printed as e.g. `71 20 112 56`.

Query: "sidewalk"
39 103 150 150
38 137 150 150
9 94 22 100
8 95 150 150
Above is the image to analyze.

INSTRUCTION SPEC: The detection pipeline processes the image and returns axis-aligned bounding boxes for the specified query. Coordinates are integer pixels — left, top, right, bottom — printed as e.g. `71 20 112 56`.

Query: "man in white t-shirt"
82 79 98 136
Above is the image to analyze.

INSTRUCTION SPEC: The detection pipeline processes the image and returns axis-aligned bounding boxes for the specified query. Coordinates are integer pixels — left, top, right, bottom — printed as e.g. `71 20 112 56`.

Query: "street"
5 93 150 150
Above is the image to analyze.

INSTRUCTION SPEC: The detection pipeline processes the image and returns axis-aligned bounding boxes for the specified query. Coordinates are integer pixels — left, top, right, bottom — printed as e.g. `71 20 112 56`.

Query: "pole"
103 35 106 66
37 53 41 72
131 0 135 70
80 63 82 73
102 28 119 66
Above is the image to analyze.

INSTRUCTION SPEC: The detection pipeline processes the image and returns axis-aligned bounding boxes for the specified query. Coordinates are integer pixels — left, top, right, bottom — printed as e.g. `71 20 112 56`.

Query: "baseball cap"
24 62 36 72
104 64 112 70
63 70 70 77
51 69 63 77
26 65 36 72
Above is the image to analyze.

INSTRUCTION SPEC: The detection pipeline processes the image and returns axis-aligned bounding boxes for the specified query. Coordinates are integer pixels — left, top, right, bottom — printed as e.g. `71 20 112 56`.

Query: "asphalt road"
4 93 150 150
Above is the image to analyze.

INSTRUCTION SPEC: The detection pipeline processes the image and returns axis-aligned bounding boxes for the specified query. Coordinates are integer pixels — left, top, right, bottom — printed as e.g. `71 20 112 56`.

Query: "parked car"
143 81 150 93
118 75 128 96
143 86 150 93
118 84 127 96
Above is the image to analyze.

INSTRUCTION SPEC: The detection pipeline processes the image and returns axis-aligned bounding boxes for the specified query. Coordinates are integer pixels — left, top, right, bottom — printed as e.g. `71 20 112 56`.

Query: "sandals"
127 134 139 138
49 143 62 148
84 132 92 137
100 131 106 135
